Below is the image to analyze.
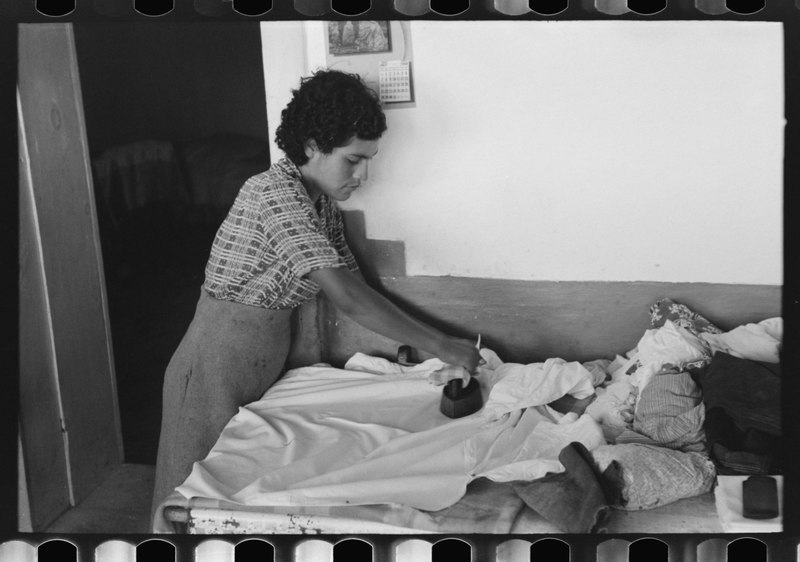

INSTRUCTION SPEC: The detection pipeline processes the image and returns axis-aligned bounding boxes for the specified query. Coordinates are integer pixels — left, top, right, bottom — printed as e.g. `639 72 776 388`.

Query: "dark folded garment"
691 351 780 434
691 352 781 474
511 442 616 533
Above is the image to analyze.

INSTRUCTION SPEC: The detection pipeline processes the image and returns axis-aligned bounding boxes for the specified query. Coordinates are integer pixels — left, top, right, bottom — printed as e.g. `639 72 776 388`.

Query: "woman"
151 69 482 518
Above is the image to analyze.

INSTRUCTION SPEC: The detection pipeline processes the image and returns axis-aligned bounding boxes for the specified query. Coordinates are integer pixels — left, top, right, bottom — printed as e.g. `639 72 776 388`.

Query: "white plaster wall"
262 21 783 285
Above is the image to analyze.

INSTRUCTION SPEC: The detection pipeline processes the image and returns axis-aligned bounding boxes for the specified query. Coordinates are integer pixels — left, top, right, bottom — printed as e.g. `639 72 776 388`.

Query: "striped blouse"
203 158 359 309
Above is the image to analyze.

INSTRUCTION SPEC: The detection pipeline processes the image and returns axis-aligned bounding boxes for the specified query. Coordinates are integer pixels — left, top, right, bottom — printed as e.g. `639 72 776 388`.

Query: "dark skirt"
151 289 293 519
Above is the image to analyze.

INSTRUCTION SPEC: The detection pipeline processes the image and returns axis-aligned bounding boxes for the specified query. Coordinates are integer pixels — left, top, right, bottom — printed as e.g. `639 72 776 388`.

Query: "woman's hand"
437 336 483 373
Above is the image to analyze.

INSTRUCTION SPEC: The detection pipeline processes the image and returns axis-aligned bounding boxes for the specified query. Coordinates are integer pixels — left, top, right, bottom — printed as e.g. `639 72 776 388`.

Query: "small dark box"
742 475 779 519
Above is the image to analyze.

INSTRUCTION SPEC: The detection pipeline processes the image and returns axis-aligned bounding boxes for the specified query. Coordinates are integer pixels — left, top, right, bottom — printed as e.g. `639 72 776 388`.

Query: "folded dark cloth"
690 352 781 474
705 408 780 474
512 442 615 533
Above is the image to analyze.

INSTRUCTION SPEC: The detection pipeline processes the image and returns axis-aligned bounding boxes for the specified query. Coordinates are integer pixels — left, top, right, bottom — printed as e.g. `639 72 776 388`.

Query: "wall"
262 20 784 286
75 22 268 151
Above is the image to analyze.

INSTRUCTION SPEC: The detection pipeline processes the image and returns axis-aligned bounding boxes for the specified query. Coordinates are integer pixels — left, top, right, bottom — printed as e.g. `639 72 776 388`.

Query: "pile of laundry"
173 297 782 531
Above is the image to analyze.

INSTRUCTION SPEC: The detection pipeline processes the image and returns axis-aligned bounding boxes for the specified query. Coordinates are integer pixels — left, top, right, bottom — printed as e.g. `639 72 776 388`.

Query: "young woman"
151 69 482 519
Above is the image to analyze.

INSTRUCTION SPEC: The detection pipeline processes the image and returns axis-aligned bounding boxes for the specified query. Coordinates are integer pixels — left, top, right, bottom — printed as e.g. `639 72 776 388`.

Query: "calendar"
378 60 413 103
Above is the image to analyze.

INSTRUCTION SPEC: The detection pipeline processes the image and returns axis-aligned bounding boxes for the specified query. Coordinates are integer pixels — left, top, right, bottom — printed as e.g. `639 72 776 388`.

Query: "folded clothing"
616 369 707 454
690 352 781 475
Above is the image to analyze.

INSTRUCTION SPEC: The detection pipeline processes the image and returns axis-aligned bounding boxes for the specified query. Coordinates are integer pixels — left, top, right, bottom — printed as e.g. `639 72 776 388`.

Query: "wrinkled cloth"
649 297 724 337
586 313 713 445
617 370 707 453
586 380 636 429
582 359 612 387
700 317 782 364
512 442 611 533
478 348 596 418
342 352 462 386
608 353 639 383
630 320 711 393
592 443 716 511
172 350 604 517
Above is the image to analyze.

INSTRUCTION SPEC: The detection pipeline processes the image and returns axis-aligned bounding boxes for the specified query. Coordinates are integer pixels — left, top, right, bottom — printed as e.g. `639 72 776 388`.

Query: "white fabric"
759 317 783 341
714 475 782 533
344 352 471 386
582 358 612 387
478 348 596 417
700 317 782 363
175 349 604 512
585 380 636 429
629 320 709 393
607 353 637 383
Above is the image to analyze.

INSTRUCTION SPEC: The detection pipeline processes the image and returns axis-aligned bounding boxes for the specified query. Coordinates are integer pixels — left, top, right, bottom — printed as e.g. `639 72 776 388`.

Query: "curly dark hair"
275 69 387 165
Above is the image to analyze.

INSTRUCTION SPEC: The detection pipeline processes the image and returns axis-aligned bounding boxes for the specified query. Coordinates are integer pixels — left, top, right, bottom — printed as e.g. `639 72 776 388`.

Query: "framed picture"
328 20 391 56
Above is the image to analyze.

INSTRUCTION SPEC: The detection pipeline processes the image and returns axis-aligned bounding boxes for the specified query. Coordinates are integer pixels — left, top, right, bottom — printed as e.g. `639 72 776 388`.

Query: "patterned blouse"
203 158 359 309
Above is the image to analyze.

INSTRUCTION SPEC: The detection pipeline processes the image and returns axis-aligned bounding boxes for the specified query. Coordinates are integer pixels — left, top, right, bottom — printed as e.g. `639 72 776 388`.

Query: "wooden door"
18 23 123 530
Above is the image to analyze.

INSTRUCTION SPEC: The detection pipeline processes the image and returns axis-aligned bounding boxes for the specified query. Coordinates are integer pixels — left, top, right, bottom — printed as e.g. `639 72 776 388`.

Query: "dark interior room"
74 21 270 465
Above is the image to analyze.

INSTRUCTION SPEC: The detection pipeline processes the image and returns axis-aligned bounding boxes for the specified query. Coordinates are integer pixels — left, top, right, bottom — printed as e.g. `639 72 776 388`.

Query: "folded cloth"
714 475 782 533
429 364 471 386
693 352 780 435
700 318 782 364
511 442 611 534
691 352 781 474
618 370 707 453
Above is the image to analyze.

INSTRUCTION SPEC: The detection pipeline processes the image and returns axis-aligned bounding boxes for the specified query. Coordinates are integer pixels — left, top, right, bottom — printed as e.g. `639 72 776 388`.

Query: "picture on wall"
328 20 391 55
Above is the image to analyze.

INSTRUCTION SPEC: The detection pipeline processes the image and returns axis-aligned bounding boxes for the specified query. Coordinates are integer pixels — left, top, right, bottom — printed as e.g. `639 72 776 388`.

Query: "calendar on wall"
324 21 416 109
378 60 413 103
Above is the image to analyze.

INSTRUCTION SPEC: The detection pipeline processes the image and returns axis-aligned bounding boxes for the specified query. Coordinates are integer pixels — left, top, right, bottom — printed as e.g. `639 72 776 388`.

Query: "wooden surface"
508 491 722 535
18 110 71 531
602 492 722 534
165 490 722 536
321 276 781 366
18 23 123 510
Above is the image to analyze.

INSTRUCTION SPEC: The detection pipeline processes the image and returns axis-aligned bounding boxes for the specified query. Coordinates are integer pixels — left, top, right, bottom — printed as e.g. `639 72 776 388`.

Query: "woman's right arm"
308 266 481 372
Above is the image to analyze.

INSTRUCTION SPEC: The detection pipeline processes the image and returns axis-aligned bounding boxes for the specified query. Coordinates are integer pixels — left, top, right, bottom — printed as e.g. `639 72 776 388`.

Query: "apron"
152 288 293 517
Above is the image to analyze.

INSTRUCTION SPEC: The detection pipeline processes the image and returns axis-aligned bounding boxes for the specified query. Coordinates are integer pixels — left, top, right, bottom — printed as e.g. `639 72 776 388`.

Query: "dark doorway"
73 22 270 464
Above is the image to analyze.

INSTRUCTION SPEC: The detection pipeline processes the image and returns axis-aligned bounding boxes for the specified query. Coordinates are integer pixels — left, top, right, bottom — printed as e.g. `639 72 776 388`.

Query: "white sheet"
701 317 782 363
175 349 604 512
